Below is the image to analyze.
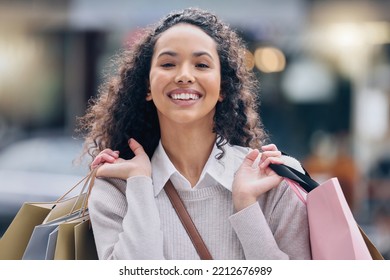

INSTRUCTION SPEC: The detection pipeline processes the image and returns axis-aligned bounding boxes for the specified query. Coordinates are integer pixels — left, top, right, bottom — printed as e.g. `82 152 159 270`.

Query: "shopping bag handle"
71 167 99 217
54 166 99 218
269 156 319 193
55 171 92 203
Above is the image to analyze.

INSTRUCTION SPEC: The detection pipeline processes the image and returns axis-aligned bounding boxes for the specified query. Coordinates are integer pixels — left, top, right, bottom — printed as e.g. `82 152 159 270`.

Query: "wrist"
233 194 257 212
126 168 151 179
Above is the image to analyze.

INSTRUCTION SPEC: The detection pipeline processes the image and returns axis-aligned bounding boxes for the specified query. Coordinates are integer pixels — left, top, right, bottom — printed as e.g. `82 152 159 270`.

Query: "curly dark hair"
77 7 268 162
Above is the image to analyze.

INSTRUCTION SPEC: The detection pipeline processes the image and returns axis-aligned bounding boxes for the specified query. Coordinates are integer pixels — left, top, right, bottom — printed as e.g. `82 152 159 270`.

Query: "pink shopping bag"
270 163 383 260
305 178 371 259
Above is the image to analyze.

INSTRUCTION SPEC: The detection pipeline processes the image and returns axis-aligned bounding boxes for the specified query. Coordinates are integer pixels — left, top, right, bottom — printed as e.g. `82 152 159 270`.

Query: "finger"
100 153 118 162
91 155 104 168
260 156 284 169
260 150 281 160
260 151 281 161
259 150 281 166
109 150 120 158
91 154 116 169
261 144 278 152
91 162 103 170
100 149 120 158
90 159 102 170
241 149 260 168
128 138 146 156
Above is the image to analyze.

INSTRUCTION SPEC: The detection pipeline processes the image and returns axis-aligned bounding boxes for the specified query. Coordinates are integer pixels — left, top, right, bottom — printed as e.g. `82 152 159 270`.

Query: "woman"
78 7 311 260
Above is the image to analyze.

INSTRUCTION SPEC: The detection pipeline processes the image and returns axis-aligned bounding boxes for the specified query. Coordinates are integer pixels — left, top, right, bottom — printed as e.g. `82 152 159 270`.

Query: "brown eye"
196 63 209 68
161 63 175 68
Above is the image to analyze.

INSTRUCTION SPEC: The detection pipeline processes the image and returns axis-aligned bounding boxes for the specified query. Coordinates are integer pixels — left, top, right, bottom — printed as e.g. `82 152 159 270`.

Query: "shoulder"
258 179 306 224
88 177 128 218
89 177 127 205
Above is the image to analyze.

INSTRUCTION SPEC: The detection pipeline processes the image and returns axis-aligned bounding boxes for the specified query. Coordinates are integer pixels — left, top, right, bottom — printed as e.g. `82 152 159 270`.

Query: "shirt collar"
151 141 247 196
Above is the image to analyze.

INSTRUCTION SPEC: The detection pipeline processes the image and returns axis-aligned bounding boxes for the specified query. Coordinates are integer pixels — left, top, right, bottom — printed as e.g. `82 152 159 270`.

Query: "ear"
218 92 224 102
146 82 152 101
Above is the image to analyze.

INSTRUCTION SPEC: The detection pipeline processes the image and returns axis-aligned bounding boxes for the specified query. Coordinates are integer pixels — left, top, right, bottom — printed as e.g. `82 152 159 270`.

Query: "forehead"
154 23 218 54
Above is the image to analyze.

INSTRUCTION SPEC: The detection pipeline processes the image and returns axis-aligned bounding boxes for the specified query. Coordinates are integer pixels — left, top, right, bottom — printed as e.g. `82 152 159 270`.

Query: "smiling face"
148 23 222 129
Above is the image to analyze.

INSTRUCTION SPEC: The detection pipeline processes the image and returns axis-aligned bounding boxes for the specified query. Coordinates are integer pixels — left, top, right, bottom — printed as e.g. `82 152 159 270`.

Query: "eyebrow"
157 50 214 60
157 51 177 58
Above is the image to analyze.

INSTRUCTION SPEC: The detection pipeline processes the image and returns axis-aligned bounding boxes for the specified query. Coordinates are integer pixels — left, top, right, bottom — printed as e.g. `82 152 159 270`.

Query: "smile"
168 89 203 101
170 93 200 100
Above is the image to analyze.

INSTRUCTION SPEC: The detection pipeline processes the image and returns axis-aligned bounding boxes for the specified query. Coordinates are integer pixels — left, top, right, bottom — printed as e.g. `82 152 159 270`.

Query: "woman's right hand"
91 138 152 180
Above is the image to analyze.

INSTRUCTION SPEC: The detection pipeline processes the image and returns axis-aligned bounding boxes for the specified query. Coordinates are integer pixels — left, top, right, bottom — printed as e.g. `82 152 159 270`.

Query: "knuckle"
269 144 278 150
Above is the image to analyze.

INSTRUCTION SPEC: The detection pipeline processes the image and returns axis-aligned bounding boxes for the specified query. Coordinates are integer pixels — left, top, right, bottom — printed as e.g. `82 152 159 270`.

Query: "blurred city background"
0 0 389 259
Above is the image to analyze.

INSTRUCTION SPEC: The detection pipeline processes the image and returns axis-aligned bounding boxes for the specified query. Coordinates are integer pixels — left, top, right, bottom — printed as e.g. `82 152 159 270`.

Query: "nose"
174 65 195 84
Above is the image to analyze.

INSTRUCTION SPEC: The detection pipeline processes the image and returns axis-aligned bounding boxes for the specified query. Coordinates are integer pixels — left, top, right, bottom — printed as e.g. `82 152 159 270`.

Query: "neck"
160 124 216 187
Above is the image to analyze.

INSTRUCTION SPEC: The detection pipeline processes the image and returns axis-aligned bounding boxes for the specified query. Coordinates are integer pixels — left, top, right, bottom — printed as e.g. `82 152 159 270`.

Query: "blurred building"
0 0 389 257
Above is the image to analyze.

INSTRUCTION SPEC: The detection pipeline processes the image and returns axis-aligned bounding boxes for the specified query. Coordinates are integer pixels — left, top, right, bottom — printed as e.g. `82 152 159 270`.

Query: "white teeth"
171 93 200 100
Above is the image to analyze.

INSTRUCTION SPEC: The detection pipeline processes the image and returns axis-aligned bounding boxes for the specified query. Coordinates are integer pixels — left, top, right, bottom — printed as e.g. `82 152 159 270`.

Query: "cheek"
208 76 222 96
149 71 171 92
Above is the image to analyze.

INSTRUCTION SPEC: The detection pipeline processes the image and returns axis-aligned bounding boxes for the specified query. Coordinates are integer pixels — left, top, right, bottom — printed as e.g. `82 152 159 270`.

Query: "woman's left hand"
232 144 284 212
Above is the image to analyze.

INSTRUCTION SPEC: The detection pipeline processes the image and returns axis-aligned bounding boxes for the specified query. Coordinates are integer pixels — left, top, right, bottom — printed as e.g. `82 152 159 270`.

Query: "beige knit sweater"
88 143 312 260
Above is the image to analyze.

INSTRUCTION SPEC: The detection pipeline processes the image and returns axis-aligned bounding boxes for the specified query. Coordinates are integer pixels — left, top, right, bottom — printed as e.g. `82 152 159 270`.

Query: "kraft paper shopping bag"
22 211 81 260
0 202 54 260
74 219 98 260
0 169 98 260
54 215 94 260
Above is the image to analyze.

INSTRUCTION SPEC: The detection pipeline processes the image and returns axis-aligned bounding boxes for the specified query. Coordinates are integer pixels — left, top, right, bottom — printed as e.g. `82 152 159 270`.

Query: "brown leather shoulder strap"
164 180 213 260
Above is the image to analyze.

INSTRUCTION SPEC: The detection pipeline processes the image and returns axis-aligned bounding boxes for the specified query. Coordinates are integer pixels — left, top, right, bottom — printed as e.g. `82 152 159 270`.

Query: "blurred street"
0 0 389 259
